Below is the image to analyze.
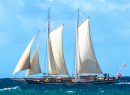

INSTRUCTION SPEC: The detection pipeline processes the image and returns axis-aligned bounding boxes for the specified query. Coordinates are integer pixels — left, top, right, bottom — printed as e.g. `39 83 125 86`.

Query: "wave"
116 82 130 84
0 86 20 91
66 90 75 94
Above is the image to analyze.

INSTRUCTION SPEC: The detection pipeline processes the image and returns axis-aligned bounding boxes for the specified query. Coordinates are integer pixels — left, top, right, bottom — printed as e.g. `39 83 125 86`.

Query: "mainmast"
46 8 50 80
75 9 79 79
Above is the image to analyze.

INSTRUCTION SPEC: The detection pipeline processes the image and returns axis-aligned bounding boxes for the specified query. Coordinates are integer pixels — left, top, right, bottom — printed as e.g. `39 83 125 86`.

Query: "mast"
75 8 79 79
46 8 50 80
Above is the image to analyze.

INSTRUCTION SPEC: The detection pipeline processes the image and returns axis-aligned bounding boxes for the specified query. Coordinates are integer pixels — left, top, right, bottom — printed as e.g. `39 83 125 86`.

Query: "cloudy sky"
0 0 130 78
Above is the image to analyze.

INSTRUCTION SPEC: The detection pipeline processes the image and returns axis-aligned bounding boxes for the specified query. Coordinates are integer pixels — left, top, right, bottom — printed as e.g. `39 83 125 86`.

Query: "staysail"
48 25 69 75
26 39 42 76
12 33 39 75
78 18 102 74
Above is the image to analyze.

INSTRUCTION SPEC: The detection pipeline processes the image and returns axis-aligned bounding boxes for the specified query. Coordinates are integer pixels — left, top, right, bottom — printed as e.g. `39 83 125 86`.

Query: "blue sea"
0 77 130 95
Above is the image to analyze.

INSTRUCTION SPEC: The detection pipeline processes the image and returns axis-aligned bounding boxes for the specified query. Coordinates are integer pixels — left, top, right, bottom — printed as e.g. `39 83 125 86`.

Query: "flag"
123 63 126 67
119 74 122 77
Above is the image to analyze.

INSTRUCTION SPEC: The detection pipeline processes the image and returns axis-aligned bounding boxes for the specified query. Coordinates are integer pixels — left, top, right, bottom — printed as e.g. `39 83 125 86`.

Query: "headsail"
48 25 69 75
12 32 39 75
78 18 102 74
26 38 42 76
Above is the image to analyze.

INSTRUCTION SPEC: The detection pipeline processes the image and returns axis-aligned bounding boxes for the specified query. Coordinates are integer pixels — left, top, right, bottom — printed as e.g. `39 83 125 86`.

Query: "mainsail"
26 39 42 76
12 33 39 75
48 25 69 75
78 18 102 74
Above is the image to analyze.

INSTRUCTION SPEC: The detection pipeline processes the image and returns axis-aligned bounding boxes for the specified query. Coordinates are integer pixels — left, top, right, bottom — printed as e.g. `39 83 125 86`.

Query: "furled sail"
48 25 69 75
26 39 42 76
78 18 102 74
12 33 39 75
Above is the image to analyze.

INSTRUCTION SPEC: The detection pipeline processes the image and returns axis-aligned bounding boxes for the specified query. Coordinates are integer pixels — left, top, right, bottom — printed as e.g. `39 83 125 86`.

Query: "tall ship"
11 9 118 84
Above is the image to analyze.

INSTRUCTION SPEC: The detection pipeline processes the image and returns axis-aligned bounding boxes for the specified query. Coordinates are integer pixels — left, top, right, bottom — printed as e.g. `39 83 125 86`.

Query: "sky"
0 0 130 78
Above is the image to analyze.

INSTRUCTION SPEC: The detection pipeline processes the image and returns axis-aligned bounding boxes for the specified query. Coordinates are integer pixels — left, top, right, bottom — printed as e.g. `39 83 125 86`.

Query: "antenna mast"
75 8 79 79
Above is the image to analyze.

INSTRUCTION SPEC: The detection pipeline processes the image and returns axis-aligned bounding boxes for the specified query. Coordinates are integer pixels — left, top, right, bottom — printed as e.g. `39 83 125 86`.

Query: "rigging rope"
51 11 76 18
79 12 85 20
38 19 48 34
49 11 76 31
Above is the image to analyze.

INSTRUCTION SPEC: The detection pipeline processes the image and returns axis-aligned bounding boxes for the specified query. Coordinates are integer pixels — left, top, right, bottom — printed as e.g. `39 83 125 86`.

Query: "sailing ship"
11 9 116 84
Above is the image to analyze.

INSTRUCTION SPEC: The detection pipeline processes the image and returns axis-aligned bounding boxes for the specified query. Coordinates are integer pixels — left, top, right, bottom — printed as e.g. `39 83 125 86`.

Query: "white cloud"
36 3 48 10
99 0 105 2
67 0 95 12
18 16 44 36
81 2 95 11
107 3 130 11
0 3 4 18
0 3 6 26
46 0 53 2
0 3 2 11
59 0 130 13
16 0 25 7
0 0 25 20
35 3 57 13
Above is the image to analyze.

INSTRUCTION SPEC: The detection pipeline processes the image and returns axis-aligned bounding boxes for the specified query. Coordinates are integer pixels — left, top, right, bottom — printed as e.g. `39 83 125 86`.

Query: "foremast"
75 9 79 79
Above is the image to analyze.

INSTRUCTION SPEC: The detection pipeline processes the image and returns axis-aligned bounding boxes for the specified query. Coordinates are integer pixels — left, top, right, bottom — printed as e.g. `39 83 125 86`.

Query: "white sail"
12 33 38 75
26 39 42 76
78 18 102 74
48 25 69 75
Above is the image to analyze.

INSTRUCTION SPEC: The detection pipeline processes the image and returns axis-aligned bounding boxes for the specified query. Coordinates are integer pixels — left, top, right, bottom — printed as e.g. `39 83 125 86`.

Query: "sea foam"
117 82 130 84
0 86 20 91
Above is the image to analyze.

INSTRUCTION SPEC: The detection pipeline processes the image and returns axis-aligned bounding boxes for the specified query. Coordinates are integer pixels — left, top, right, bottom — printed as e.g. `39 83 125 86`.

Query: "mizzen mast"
46 8 50 80
75 8 79 79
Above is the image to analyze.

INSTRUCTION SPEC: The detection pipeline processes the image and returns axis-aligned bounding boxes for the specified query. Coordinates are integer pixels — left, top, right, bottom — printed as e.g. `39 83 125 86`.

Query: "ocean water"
0 77 130 95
